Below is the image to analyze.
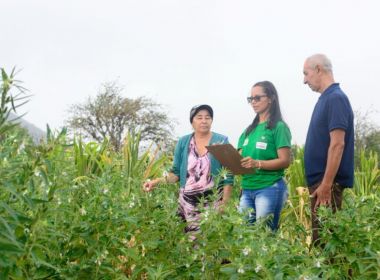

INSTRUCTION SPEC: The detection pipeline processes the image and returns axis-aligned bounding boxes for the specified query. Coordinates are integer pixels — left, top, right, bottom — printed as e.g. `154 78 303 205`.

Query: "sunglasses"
247 95 267 103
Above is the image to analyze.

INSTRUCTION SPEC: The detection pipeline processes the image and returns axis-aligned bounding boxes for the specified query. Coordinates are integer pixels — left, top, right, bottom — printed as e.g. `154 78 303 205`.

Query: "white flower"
102 188 109 194
255 264 262 273
18 143 25 153
315 261 321 268
185 263 190 268
204 210 209 218
238 267 245 274
101 250 109 258
242 247 251 256
129 201 135 208
79 207 87 216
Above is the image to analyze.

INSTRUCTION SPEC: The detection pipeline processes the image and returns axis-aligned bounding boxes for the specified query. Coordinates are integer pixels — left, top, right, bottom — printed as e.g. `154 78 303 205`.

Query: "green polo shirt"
237 121 291 190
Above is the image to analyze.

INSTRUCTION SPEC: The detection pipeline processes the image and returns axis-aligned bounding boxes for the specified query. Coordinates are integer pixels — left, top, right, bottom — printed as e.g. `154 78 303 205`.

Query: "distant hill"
8 112 46 143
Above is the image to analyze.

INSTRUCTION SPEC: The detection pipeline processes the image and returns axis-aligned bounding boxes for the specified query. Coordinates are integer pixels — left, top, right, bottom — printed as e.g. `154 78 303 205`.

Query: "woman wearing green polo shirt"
238 81 292 231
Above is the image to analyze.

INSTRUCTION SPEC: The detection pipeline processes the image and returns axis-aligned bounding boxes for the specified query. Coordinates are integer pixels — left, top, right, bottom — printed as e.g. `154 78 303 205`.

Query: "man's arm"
311 129 345 210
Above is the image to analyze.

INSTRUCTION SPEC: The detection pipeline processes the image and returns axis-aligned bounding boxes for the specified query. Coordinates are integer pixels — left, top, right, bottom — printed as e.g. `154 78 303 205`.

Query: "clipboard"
206 144 255 175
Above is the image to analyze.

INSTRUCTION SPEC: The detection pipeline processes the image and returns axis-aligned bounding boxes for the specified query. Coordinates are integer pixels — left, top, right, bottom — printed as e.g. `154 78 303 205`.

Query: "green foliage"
0 67 29 138
73 137 110 178
317 192 380 279
354 150 380 196
121 131 169 196
1 101 380 278
286 145 306 196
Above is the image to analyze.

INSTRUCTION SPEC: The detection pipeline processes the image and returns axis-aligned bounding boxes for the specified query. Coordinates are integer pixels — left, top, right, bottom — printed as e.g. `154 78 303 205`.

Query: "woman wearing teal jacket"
143 104 233 235
238 81 292 231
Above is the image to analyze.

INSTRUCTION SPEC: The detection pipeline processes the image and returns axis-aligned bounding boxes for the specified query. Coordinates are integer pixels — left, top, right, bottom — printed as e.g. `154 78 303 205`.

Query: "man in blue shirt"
303 54 354 245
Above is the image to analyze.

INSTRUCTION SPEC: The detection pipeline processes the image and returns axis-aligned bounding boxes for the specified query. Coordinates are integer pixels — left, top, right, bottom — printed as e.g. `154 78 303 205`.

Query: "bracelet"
257 160 262 170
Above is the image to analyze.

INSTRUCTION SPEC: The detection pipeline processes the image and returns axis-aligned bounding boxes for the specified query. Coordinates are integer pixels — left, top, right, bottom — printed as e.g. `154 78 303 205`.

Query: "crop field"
1 69 380 279
1 126 379 279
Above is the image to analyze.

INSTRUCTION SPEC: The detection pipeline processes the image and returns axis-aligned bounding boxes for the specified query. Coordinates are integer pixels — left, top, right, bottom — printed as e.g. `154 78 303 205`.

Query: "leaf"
219 265 236 274
0 239 24 253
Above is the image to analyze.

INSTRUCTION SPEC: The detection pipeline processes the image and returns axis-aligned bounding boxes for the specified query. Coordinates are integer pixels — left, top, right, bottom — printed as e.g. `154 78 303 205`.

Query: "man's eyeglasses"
247 95 267 103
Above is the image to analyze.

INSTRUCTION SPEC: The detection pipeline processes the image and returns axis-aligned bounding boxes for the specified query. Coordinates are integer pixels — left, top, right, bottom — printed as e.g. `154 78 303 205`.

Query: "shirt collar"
320 83 340 99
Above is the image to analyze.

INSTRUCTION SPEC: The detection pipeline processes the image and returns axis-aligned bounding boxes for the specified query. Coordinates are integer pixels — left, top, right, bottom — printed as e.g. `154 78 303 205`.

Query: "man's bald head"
303 54 335 93
305 54 333 74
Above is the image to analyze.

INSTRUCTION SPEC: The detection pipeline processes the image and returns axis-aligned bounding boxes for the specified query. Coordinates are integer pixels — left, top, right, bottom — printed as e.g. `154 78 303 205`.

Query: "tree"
66 82 175 151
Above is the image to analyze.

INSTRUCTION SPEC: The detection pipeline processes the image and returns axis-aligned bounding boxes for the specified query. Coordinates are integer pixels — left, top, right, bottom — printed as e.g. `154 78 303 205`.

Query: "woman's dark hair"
245 81 285 136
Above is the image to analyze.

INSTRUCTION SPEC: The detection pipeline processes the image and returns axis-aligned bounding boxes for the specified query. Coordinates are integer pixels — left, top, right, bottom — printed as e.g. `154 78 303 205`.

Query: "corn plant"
282 146 311 244
354 149 380 197
286 146 306 197
73 136 111 178
121 131 168 194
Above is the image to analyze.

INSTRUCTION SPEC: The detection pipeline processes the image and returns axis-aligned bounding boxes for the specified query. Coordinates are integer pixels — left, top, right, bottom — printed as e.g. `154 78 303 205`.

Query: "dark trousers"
308 182 344 246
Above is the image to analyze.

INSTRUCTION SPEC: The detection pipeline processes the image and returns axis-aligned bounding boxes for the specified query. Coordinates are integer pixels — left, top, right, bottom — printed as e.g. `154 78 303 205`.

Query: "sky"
1 0 380 146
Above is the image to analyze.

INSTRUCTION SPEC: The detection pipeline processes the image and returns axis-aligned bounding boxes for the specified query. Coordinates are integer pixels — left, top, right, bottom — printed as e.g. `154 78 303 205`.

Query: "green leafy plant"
2 70 380 278
0 67 29 137
354 150 380 196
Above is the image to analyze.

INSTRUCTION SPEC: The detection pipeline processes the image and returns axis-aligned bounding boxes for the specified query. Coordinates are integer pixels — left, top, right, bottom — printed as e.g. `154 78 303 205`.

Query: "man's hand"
311 183 332 211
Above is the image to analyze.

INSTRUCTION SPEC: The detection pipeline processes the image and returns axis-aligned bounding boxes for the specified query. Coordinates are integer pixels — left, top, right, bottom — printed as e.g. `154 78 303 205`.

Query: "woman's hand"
142 173 179 192
241 157 257 169
142 179 158 192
